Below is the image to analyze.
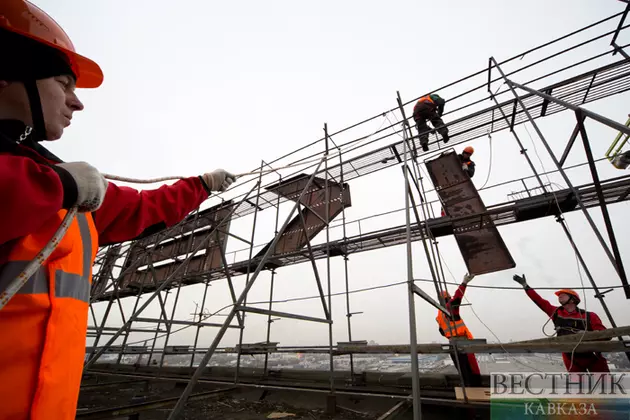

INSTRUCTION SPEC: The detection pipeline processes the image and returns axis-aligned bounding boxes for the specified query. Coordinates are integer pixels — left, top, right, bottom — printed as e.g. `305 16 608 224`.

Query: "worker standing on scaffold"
440 146 476 217
513 274 611 372
0 2 235 419
458 146 476 178
413 93 449 152
436 274 482 387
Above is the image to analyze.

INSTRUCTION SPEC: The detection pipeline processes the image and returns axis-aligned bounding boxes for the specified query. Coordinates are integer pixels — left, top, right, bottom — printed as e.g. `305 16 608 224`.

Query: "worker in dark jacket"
513 274 610 372
439 146 476 217
436 273 482 387
413 93 449 152
0 2 235 418
459 146 476 178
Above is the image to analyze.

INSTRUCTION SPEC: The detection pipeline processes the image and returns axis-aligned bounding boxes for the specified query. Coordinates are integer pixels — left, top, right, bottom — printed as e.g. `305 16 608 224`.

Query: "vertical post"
574 110 629 298
487 92 547 193
159 281 184 371
167 159 326 420
491 57 630 299
324 123 336 413
556 216 630 363
337 147 355 377
235 161 265 382
86 184 257 370
189 280 211 368
397 92 445 300
401 116 422 420
264 171 282 375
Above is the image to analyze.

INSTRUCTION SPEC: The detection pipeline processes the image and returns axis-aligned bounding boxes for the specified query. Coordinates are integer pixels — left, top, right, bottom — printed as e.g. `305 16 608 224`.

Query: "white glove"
56 162 108 212
463 273 475 284
201 169 236 192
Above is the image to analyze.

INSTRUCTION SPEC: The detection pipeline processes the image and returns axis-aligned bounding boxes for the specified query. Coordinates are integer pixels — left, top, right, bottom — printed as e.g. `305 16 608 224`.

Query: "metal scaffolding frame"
82 8 630 420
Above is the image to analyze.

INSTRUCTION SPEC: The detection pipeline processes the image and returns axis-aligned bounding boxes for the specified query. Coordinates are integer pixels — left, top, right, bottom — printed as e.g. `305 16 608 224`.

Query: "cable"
521 124 589 371
102 155 325 185
436 247 544 372
479 133 493 189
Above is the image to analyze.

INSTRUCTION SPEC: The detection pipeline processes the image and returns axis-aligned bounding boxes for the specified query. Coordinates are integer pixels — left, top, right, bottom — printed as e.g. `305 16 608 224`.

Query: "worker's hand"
201 169 236 192
56 162 108 212
463 273 475 284
513 274 528 288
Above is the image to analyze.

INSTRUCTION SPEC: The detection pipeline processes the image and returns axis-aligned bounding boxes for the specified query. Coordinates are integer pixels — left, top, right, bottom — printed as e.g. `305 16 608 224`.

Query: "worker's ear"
0 80 9 91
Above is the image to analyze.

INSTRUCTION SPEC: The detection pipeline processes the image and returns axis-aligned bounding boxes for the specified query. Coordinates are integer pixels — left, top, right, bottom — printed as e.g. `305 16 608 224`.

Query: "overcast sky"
34 0 630 351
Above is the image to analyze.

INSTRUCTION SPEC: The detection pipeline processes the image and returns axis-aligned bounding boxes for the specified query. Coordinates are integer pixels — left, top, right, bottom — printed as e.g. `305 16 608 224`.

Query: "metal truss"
83 8 630 420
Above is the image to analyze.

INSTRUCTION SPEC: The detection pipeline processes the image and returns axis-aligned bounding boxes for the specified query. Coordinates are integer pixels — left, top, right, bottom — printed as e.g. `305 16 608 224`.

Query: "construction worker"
436 274 482 387
0 2 236 419
459 146 476 178
439 146 476 217
513 274 610 373
413 93 449 152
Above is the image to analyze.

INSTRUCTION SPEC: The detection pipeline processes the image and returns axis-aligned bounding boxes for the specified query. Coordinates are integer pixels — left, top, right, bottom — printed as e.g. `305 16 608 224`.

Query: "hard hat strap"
23 79 47 141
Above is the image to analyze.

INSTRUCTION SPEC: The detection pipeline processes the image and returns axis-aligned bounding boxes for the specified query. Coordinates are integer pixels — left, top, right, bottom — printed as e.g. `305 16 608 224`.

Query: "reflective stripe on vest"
0 214 92 302
436 312 469 338
0 212 97 420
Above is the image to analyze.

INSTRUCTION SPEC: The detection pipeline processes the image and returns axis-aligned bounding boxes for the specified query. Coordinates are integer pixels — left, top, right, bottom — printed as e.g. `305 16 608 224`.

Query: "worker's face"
0 75 84 140
462 152 471 159
558 293 571 305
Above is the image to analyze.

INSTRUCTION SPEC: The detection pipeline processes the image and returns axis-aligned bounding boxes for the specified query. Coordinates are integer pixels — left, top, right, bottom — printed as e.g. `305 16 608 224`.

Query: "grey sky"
34 0 630 349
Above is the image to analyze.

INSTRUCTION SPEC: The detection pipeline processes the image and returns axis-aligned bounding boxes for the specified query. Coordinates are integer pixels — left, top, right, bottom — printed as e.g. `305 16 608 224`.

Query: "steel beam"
493 57 630 299
167 157 326 420
556 216 630 363
397 93 423 420
85 184 258 370
237 306 331 324
508 79 630 137
575 110 630 297
559 115 585 167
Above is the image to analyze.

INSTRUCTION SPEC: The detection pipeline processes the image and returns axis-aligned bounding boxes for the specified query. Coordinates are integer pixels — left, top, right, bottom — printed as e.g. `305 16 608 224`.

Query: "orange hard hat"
463 146 474 155
555 288 581 304
0 0 103 88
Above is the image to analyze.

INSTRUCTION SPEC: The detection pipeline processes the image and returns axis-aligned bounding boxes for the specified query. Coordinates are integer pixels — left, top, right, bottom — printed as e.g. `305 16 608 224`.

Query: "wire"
102 155 325 185
479 133 493 189
521 123 589 371
436 247 544 372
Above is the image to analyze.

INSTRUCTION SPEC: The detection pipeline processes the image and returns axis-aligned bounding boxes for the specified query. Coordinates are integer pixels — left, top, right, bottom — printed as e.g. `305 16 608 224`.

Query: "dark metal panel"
118 203 234 290
255 174 351 258
425 151 515 275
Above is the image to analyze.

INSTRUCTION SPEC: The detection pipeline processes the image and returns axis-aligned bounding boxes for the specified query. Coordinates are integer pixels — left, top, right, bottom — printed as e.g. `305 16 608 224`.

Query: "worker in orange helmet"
440 146 476 217
459 146 476 178
436 274 482 386
413 93 449 152
0 1 235 419
513 274 611 372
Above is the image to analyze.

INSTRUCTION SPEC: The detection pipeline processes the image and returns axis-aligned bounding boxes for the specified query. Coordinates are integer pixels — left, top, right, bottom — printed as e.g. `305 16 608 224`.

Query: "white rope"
102 155 324 185
1 154 327 310
0 207 78 310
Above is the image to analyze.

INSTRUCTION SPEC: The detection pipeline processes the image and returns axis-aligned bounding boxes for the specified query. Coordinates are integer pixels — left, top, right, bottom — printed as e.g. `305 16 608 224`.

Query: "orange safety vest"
417 95 435 105
0 210 98 420
436 311 473 339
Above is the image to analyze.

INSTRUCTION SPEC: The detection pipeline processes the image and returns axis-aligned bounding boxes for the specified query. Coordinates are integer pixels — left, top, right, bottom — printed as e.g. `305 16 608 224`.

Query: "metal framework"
83 8 630 420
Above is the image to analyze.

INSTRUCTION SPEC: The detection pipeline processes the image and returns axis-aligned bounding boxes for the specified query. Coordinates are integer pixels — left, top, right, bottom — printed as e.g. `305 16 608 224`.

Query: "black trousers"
415 111 449 148
449 350 482 387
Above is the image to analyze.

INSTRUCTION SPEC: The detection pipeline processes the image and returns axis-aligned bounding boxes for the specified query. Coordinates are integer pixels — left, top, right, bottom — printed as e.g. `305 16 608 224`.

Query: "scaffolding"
83 6 630 420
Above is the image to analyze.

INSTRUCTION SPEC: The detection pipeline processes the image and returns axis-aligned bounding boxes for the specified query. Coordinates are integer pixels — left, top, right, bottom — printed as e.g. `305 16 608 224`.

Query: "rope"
521 123 589 371
102 155 325 185
0 207 78 310
2 155 329 311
